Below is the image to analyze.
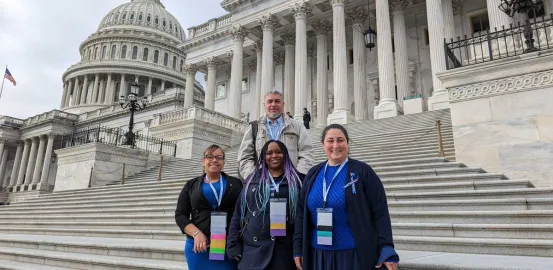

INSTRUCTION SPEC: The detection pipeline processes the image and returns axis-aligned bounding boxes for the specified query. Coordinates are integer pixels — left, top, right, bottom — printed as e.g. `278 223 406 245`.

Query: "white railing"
187 13 232 39
24 110 78 126
152 105 246 132
0 116 25 126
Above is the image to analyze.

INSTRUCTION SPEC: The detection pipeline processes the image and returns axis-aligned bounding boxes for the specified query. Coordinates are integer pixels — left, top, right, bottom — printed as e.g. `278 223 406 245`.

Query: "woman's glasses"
204 155 225 161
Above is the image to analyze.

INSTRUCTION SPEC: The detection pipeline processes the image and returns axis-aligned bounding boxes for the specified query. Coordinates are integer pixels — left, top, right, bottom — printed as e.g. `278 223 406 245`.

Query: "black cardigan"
293 159 397 270
175 172 243 240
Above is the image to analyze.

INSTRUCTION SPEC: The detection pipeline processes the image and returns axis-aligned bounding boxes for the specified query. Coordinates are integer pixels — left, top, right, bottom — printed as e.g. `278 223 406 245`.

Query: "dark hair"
321 124 350 143
202 144 224 174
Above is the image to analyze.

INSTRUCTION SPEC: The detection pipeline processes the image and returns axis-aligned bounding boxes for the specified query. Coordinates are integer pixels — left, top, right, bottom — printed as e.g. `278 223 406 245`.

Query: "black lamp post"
364 0 376 50
119 82 148 147
498 0 543 53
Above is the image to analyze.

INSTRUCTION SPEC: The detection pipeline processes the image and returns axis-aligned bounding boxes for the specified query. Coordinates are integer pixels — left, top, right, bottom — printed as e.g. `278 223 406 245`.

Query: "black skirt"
309 248 362 270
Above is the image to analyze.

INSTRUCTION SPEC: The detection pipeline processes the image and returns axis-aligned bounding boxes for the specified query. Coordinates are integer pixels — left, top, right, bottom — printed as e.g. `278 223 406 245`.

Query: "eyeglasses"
204 155 225 161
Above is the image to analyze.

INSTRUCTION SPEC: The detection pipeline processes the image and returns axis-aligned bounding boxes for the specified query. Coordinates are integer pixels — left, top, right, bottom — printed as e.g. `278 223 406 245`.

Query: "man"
237 90 314 180
302 108 311 129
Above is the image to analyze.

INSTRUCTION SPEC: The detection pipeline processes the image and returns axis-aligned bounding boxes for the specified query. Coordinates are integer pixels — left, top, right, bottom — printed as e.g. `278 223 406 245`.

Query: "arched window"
147 14 151 23
122 12 127 20
132 46 138 59
170 22 173 30
121 45 127 59
143 48 149 61
180 59 184 72
130 12 135 20
163 19 166 27
172 56 177 69
138 12 143 21
155 16 159 25
94 47 98 60
111 45 116 59
115 12 120 21
154 50 159 64
102 46 108 59
88 48 93 60
163 53 168 66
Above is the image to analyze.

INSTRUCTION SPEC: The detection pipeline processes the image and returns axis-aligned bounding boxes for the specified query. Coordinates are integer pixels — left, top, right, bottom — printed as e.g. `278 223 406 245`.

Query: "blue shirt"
266 116 284 141
307 163 356 250
201 176 226 210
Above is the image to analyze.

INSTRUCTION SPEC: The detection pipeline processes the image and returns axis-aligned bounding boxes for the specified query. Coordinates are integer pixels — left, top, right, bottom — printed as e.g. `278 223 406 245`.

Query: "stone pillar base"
374 101 403 119
327 110 354 125
428 90 450 111
403 96 427 115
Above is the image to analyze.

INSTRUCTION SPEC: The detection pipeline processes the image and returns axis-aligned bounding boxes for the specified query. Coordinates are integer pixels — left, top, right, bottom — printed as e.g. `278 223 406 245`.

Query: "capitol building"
0 0 553 268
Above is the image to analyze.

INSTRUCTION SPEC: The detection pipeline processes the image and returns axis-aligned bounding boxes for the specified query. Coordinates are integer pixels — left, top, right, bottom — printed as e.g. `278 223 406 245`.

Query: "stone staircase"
0 109 552 269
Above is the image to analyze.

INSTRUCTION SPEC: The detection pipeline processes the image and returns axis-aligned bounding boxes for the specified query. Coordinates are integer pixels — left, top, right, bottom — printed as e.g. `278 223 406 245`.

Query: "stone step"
391 210 553 224
397 250 553 270
0 258 74 270
390 187 553 201
0 246 187 270
393 223 553 239
0 221 175 232
0 227 181 241
0 213 172 223
385 179 533 193
382 173 507 185
377 167 485 178
0 234 184 261
0 207 175 218
395 236 553 258
389 198 553 211
4 195 179 209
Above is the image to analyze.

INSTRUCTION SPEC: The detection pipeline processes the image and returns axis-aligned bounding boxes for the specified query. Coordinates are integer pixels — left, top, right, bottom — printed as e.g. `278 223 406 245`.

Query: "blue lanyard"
268 174 282 195
204 175 224 209
322 159 348 208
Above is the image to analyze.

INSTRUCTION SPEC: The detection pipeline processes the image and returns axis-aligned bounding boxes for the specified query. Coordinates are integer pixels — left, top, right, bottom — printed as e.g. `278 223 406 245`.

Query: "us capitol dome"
60 0 204 114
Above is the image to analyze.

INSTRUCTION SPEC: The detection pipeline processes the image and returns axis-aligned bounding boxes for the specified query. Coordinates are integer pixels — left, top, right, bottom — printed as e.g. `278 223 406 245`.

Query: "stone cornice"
181 27 231 50
63 59 186 82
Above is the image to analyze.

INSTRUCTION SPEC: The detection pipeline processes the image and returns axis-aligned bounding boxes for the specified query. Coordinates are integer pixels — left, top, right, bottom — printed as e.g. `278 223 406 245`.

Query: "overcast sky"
0 0 226 119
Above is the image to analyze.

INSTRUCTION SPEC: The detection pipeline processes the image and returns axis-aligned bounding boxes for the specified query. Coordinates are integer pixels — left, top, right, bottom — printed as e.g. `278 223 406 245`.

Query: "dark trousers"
265 242 296 270
303 121 310 129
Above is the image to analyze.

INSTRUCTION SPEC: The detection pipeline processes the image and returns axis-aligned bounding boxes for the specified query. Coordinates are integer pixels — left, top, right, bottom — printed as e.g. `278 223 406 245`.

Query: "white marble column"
72 77 81 106
293 2 310 120
161 80 165 92
184 64 198 107
92 74 100 104
282 32 296 116
9 141 23 187
426 0 450 110
0 149 8 187
105 74 113 104
349 8 369 121
119 74 127 98
327 0 352 124
146 77 153 96
374 0 402 119
443 0 456 40
66 79 74 107
0 139 4 163
24 137 39 185
98 79 106 103
260 15 276 94
391 1 411 108
31 135 47 184
254 42 263 118
39 134 55 186
486 0 512 30
61 83 68 109
80 75 89 105
229 26 247 119
205 57 219 111
313 20 331 127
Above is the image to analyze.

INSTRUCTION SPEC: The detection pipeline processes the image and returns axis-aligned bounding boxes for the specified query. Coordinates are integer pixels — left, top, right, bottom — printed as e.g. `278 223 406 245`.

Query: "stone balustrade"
0 116 25 127
24 110 78 126
187 13 233 39
152 105 246 132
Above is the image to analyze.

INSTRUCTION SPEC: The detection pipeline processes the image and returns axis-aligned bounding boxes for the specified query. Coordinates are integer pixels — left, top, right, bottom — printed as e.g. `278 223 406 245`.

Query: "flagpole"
0 65 6 101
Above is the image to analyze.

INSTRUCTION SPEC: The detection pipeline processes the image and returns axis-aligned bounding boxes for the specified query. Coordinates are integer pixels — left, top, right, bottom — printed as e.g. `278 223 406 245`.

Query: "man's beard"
267 112 282 119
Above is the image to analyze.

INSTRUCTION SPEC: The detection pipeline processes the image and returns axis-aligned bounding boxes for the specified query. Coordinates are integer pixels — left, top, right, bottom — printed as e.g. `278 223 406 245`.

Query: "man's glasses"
204 155 225 161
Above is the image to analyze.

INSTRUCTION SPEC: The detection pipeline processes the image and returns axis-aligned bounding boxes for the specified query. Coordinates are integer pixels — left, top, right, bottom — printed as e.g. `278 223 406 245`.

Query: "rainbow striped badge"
209 212 227 260
270 198 287 237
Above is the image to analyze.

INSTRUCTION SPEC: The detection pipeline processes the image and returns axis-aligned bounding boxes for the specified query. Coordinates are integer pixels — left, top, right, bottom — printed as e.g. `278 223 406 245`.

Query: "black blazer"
175 172 243 240
227 170 301 270
293 159 397 270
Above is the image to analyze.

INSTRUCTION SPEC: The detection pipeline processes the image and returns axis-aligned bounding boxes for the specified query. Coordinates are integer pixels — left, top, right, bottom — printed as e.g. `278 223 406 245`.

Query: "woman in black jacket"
227 140 303 270
175 144 243 270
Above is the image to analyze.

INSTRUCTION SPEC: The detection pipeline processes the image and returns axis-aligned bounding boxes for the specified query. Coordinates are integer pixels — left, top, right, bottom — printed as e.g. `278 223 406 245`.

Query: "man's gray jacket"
237 114 314 179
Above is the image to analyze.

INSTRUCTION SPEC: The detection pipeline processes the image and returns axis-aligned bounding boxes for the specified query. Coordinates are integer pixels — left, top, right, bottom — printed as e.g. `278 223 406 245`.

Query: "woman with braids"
227 140 303 270
293 124 399 270
175 144 242 270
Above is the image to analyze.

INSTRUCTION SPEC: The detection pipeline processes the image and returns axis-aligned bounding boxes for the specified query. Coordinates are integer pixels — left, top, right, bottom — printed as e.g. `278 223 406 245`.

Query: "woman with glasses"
227 140 303 270
175 144 243 270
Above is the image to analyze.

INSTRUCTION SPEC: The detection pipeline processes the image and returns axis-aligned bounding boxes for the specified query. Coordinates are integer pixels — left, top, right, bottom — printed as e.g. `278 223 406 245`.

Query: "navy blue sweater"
293 159 399 269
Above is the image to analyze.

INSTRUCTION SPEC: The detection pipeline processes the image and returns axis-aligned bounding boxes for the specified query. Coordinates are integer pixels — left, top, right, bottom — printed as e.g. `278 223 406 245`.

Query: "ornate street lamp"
119 82 148 147
364 0 376 49
498 0 543 53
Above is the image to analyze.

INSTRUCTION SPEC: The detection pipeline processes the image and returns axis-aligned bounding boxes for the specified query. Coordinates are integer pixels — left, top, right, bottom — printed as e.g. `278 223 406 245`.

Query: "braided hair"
240 140 302 228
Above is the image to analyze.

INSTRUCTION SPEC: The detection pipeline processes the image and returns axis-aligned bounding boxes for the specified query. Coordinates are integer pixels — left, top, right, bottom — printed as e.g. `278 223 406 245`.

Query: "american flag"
4 68 16 86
